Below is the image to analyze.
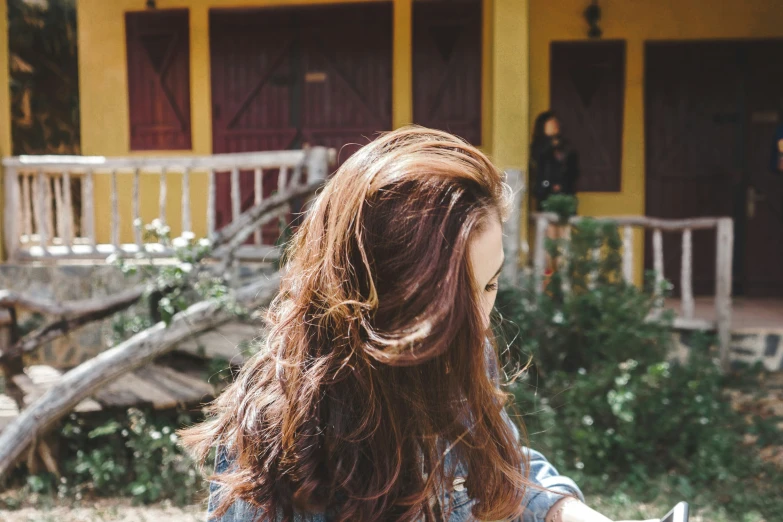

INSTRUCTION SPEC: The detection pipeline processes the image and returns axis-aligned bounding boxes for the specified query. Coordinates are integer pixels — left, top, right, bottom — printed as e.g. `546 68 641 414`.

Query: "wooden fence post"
622 225 634 284
715 218 734 372
680 229 694 319
533 215 548 295
3 167 20 260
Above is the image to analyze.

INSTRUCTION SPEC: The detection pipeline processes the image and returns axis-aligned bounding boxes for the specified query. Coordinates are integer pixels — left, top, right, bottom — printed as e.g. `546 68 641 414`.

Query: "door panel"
126 9 191 151
645 43 740 295
413 0 482 145
551 40 625 192
209 4 392 240
743 41 783 296
645 40 783 297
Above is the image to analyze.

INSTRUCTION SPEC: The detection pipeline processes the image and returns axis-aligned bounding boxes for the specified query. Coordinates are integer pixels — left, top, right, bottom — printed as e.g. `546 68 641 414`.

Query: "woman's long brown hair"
180 127 533 521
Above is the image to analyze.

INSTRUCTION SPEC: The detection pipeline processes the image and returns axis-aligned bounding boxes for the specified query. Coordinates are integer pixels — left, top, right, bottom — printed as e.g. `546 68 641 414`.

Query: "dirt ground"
0 499 204 522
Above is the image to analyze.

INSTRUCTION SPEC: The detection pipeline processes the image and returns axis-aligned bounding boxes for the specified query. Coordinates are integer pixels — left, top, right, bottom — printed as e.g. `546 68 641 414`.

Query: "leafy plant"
494 195 783 519
56 408 203 505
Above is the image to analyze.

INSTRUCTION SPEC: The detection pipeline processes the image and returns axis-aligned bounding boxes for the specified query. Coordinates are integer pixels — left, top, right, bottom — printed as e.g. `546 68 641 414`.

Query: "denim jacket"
208 346 584 521
209 431 582 522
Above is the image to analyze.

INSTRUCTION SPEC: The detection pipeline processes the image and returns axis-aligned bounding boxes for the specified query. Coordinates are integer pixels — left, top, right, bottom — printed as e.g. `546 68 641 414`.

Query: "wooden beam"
21 173 32 240
133 168 142 247
62 171 74 249
83 169 95 250
231 167 240 222
254 168 263 245
680 229 694 319
158 169 167 226
34 170 48 251
0 274 280 479
652 228 664 297
715 218 734 372
1 149 317 172
53 175 64 241
622 225 633 284
4 167 21 260
532 212 725 231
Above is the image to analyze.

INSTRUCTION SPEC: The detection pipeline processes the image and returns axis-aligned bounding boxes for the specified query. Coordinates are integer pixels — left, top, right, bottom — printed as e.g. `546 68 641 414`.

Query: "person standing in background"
529 111 580 210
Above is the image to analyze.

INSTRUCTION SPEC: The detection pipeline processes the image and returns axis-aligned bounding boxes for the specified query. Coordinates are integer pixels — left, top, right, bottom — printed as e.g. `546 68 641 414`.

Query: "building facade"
2 0 783 295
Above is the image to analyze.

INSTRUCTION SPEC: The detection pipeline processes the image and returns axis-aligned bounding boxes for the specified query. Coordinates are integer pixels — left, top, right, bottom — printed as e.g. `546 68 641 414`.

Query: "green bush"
57 408 203 505
494 198 782 518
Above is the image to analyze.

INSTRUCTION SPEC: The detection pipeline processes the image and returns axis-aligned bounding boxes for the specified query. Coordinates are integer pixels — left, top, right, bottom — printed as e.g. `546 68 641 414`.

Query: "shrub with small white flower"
49 408 202 506
494 195 782 519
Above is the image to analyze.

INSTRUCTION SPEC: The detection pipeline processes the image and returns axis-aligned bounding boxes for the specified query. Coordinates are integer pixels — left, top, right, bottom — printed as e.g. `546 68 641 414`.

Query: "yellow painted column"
480 0 494 153
0 0 12 260
490 0 529 258
392 0 413 128
189 4 212 155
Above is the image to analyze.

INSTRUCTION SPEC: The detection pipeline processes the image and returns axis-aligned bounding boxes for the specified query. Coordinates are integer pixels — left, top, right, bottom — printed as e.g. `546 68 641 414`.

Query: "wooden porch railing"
2 147 335 262
532 213 735 370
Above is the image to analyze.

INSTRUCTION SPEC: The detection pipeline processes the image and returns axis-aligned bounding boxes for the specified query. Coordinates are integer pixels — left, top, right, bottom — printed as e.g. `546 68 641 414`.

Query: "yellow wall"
530 0 783 282
0 0 10 260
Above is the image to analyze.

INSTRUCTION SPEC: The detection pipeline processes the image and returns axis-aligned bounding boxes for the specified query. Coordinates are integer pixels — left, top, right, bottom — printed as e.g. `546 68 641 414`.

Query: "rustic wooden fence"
532 213 734 370
2 147 335 262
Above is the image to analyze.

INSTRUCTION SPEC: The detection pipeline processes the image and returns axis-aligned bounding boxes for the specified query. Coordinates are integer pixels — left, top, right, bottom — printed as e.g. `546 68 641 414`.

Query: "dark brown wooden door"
550 41 625 192
209 4 392 236
413 0 482 145
645 41 783 297
743 41 783 297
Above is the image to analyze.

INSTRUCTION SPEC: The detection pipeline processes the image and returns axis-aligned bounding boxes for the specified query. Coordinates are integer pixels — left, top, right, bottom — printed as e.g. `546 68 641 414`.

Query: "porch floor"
665 297 783 330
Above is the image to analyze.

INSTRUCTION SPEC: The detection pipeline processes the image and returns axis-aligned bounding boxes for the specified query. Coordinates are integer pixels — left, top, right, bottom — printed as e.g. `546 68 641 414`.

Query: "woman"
181 127 652 522
529 112 579 210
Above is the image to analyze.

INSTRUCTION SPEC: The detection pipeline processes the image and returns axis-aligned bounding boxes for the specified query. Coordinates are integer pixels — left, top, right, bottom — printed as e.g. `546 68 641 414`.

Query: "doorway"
645 40 783 297
208 3 393 234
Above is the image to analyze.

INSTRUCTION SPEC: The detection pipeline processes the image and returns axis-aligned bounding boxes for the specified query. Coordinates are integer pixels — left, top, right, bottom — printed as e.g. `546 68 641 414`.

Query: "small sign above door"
305 71 328 83
751 110 779 124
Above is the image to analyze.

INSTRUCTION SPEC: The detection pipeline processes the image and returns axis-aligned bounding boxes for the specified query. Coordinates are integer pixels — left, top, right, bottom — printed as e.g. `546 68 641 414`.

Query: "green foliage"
108 222 246 332
541 193 578 222
110 313 153 345
494 196 783 519
53 408 203 505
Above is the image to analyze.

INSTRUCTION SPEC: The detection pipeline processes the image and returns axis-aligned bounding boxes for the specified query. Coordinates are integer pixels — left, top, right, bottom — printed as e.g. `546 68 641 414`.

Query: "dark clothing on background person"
529 138 579 211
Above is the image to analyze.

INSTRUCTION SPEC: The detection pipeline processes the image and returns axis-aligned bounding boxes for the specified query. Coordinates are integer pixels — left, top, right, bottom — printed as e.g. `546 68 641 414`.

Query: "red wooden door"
126 9 191 151
298 4 393 158
645 41 783 297
645 43 739 295
209 4 392 239
412 0 482 146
